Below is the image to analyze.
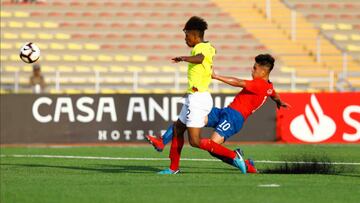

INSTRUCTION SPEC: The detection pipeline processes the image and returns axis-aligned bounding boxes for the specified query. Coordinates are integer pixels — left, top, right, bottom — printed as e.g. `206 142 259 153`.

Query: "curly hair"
255 54 275 71
183 16 208 38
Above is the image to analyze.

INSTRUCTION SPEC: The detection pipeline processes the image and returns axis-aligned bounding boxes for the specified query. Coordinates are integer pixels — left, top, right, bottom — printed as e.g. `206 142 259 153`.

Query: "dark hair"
255 54 275 71
183 16 208 38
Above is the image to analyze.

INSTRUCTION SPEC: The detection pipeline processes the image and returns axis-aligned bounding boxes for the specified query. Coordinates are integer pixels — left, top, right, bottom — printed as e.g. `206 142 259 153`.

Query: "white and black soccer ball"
19 42 41 63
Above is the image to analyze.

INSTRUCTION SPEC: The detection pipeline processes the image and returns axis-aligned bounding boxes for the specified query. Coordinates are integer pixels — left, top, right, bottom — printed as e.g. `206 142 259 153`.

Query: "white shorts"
178 92 213 128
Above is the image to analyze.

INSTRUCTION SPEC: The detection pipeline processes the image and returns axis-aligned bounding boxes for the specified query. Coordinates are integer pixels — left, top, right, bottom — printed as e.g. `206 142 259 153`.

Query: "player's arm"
172 54 204 64
270 92 291 109
212 70 246 88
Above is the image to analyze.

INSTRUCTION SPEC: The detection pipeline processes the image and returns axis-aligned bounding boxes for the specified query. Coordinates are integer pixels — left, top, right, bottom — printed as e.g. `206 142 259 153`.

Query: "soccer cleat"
245 159 258 174
145 135 164 152
157 168 180 175
233 149 247 174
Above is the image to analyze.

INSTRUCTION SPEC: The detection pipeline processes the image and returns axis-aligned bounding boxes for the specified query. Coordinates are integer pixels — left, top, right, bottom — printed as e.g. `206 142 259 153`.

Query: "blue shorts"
206 107 245 140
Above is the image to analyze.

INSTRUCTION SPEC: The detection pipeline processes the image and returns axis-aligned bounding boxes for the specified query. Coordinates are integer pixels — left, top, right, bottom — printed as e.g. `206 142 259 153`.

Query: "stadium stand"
0 0 359 93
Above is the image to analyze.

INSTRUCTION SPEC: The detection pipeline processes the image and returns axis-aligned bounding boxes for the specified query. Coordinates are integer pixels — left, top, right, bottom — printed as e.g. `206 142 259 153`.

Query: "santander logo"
290 94 336 142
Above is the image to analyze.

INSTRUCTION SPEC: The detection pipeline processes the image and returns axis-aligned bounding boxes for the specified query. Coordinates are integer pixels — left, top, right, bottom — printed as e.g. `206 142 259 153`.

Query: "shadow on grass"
1 163 242 174
0 163 161 174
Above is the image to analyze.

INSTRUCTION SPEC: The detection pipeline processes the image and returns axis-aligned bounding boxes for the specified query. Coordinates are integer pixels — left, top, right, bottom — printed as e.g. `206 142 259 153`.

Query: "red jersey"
229 78 276 120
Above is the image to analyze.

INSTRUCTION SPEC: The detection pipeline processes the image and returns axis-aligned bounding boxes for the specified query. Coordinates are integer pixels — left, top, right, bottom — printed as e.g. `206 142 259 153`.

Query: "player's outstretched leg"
199 139 246 174
145 124 174 152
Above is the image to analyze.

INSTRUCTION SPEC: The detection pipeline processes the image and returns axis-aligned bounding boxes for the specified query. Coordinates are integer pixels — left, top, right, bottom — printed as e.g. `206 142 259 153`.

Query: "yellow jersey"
187 42 216 93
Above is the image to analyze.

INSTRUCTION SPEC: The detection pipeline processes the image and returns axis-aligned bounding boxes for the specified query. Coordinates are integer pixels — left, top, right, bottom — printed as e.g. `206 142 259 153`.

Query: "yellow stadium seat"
127 66 142 72
9 54 19 61
162 66 176 73
0 55 8 61
67 43 82 50
80 55 95 62
0 89 9 94
54 33 70 40
19 77 29 85
26 22 41 28
114 54 130 62
8 21 23 28
3 33 19 39
109 66 126 73
58 66 73 72
351 34 360 41
22 65 33 72
36 43 49 50
14 11 29 18
43 22 58 28
157 77 173 84
144 66 158 73
38 33 53 40
70 77 88 84
104 77 122 84
100 89 117 94
41 66 56 73
63 55 78 61
4 66 20 72
0 43 13 49
1 11 11 17
333 34 349 41
0 22 6 28
64 89 82 94
117 89 132 94
49 89 63 94
50 43 65 50
132 55 147 62
93 65 108 72
20 33 36 39
179 66 187 73
97 55 113 62
320 24 336 30
136 89 152 94
83 89 97 94
347 45 360 52
84 44 99 50
152 89 168 94
123 77 133 83
45 55 61 61
75 66 91 72
337 24 352 30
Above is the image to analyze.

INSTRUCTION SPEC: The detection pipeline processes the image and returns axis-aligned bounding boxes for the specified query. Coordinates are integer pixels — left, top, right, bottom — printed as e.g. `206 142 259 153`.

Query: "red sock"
199 138 236 159
169 135 184 171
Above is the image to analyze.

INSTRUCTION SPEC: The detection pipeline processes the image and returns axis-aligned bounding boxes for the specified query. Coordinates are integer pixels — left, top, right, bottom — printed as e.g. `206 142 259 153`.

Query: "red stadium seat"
65 12 79 17
77 22 91 28
140 33 153 39
311 3 324 9
328 4 341 9
324 14 337 20
116 12 129 17
94 23 107 28
101 44 116 50
105 34 121 39
71 34 86 39
70 2 82 7
110 23 125 28
89 34 102 39
30 12 45 17
99 12 112 17
48 12 61 17
87 2 100 7
82 12 95 17
294 3 307 9
118 44 131 49
104 2 116 7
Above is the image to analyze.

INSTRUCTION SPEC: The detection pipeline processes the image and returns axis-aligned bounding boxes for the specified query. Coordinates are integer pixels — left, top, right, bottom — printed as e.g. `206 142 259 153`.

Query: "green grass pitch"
1 144 360 203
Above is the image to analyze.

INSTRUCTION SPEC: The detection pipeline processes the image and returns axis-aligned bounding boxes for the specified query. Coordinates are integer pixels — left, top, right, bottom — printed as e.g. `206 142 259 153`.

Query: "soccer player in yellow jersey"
148 16 245 174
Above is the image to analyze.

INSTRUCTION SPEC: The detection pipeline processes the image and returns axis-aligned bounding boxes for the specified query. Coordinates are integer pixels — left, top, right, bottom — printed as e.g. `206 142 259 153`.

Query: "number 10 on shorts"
218 120 231 131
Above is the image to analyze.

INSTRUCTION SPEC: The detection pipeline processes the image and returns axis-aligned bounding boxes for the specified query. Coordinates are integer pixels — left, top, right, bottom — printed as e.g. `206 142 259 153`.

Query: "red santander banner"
277 93 360 143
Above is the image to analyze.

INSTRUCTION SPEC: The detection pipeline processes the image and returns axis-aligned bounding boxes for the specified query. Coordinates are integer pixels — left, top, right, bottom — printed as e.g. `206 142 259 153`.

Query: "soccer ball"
19 42 41 63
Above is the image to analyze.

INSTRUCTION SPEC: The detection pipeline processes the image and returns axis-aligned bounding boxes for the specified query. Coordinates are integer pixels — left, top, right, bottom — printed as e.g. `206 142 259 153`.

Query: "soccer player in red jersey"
148 54 290 174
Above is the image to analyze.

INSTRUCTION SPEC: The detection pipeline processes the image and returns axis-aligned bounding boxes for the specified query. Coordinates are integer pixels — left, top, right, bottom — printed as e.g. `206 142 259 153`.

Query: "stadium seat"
25 22 41 28
14 11 29 18
58 66 73 72
321 24 336 30
38 33 53 40
8 21 23 28
92 65 108 72
127 66 142 72
45 55 61 61
75 66 91 72
351 34 360 41
1 11 11 17
4 66 20 72
20 33 36 39
337 24 353 30
50 43 65 50
132 55 147 62
115 55 130 62
0 43 13 49
84 43 99 50
3 33 18 39
63 55 79 61
97 55 113 62
333 34 349 41
43 22 58 28
67 43 83 50
109 66 126 73
80 55 95 62
55 33 70 40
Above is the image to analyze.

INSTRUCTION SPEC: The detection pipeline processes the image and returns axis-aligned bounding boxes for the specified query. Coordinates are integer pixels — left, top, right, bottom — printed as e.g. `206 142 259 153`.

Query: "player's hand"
172 57 183 63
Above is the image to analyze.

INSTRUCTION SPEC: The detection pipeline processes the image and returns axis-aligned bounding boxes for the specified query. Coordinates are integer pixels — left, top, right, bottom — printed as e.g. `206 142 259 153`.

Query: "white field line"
1 154 360 166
